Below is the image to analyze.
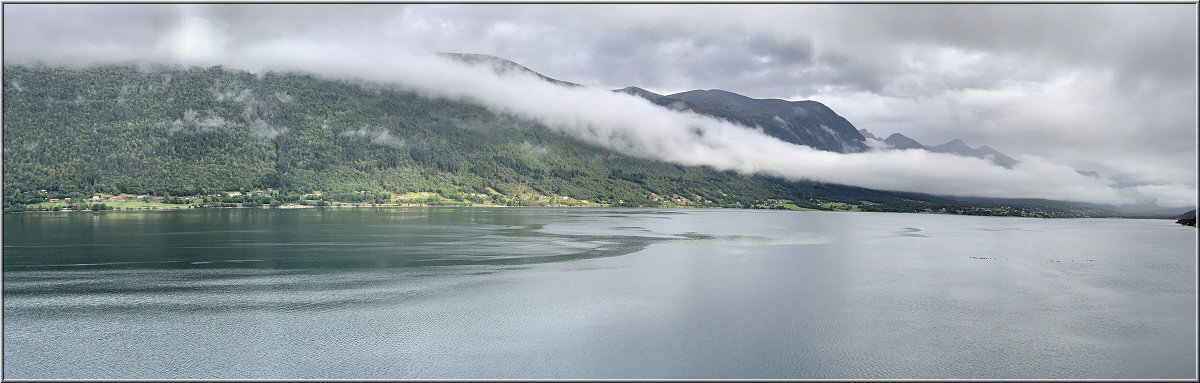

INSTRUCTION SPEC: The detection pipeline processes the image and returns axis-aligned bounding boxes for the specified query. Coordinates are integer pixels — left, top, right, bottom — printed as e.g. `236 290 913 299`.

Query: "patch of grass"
817 201 861 211
750 199 817 211
390 192 468 206
104 200 191 209
395 192 439 200
27 200 191 210
778 202 816 211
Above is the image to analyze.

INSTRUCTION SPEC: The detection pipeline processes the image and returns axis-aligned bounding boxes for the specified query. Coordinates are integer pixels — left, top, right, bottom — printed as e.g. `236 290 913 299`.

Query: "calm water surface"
3 208 1196 378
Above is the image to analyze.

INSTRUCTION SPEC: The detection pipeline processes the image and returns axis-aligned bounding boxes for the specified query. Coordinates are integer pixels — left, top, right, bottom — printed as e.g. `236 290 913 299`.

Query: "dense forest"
2 64 1115 217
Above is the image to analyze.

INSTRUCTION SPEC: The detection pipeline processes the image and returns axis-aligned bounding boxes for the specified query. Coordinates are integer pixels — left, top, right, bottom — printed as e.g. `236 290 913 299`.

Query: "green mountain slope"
1 63 1112 217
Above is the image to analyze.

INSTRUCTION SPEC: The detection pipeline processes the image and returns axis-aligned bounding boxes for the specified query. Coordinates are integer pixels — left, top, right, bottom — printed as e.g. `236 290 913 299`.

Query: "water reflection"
3 208 696 272
3 209 1195 379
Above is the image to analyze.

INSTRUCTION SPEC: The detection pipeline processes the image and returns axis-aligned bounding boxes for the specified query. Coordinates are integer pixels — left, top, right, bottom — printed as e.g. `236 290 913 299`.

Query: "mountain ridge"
442 54 871 154
439 52 581 88
883 133 927 150
0 60 1120 217
620 87 869 153
863 129 1019 168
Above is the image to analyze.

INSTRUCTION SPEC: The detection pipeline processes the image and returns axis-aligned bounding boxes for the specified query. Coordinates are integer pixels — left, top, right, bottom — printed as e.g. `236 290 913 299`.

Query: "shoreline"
2 204 1181 220
2 203 639 214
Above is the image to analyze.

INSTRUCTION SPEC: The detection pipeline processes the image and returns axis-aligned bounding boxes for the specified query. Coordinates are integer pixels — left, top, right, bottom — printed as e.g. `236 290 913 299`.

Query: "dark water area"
3 208 1196 378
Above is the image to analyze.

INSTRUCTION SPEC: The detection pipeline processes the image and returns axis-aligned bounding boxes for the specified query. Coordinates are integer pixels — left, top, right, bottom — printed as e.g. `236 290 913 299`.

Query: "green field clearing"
28 200 192 210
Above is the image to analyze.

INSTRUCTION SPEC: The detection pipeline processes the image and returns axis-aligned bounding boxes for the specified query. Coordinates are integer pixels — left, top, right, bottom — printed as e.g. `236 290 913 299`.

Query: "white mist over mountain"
221 44 1182 207
4 5 1195 209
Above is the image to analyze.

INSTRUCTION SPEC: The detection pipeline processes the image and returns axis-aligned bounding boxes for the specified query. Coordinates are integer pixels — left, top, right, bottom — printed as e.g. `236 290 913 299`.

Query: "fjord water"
3 208 1195 379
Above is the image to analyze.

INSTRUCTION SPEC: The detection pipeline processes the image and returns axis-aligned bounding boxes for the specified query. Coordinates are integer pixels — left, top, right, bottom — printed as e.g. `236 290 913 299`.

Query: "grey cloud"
566 4 1195 97
812 4 1197 87
196 4 404 35
577 29 876 98
4 4 177 63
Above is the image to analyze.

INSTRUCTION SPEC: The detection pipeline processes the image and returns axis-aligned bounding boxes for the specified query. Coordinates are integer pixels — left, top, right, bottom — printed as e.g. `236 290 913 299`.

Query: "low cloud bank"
9 26 1195 209
226 44 1189 208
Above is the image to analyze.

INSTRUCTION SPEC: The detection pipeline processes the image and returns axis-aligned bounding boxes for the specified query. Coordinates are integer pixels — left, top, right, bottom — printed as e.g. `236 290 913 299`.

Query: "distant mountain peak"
935 138 972 150
975 145 1019 168
615 86 664 100
875 133 1019 168
438 52 580 87
858 129 880 141
617 86 655 94
883 133 926 150
929 138 977 156
926 138 1022 168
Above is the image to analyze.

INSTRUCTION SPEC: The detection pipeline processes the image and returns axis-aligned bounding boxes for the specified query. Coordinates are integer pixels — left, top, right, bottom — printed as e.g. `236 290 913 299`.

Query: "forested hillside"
2 64 1111 217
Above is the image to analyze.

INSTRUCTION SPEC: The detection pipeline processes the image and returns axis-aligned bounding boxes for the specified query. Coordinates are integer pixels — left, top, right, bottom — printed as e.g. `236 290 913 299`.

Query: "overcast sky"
4 4 1197 208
